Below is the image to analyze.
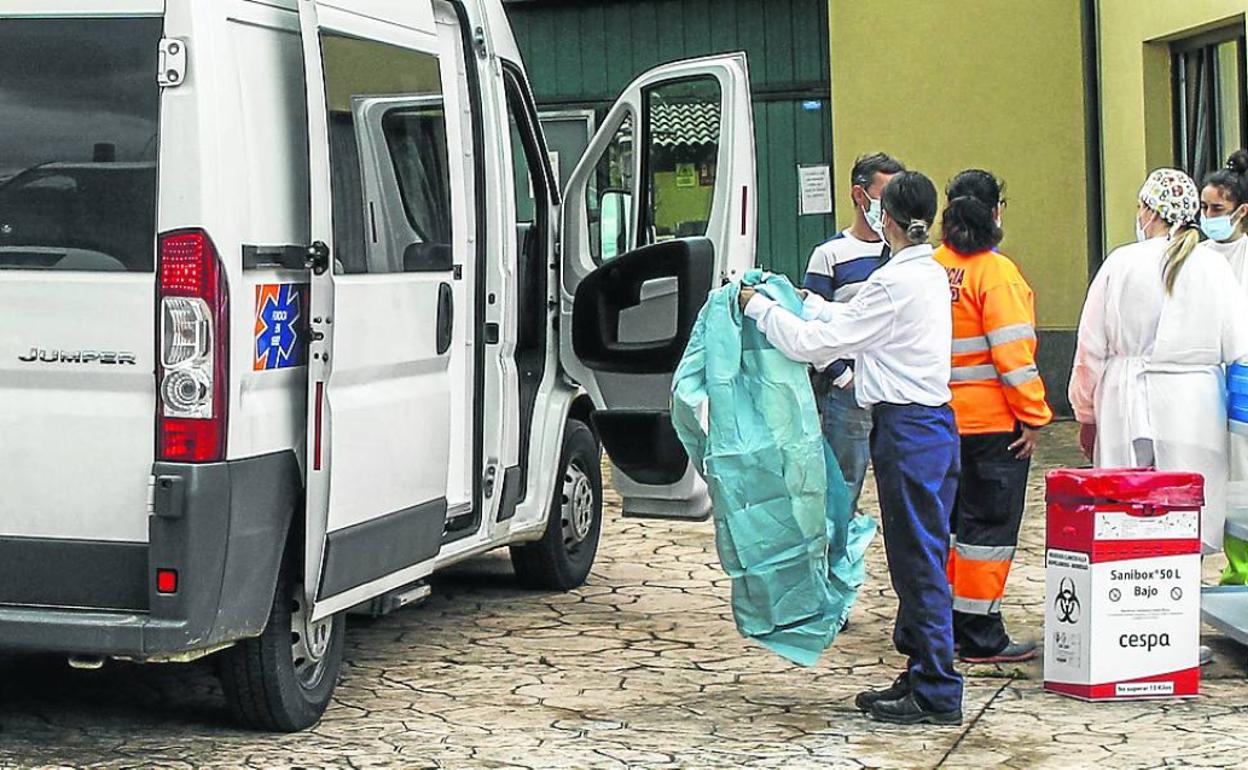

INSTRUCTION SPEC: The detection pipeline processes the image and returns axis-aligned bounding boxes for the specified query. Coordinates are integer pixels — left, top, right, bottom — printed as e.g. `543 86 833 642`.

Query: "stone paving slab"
0 423 1246 769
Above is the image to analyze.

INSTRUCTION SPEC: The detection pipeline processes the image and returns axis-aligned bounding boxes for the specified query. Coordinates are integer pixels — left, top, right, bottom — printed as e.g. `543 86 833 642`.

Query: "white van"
0 0 756 730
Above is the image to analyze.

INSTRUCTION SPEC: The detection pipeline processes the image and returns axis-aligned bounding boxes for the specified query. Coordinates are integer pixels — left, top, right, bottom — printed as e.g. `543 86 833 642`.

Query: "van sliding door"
298 0 454 619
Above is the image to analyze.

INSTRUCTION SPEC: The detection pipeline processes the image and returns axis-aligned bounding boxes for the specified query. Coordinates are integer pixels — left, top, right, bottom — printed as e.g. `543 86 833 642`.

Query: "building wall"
1097 0 1248 248
829 0 1089 329
829 0 1090 414
505 0 836 282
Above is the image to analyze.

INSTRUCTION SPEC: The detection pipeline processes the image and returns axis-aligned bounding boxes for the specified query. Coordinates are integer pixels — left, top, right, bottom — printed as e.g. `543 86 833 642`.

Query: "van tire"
217 559 345 732
510 419 602 591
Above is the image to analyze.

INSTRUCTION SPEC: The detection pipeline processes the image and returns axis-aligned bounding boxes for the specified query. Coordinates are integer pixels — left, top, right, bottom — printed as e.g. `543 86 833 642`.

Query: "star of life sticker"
254 283 308 371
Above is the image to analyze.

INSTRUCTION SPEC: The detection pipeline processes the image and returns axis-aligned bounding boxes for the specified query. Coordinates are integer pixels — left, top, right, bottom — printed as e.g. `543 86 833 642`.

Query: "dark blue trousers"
870 402 963 713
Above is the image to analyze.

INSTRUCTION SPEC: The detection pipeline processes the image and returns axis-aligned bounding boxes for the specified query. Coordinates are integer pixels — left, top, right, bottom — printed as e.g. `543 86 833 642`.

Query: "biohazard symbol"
1055 578 1081 624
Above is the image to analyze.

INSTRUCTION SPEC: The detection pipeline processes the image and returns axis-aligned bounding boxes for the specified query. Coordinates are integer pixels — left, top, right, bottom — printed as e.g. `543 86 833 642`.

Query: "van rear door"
0 13 163 611
559 54 757 521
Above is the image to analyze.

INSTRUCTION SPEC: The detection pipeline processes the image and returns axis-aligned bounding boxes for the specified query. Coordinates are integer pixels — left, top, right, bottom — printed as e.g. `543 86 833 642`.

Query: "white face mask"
875 210 891 243
860 191 884 239
1135 210 1157 243
866 199 886 240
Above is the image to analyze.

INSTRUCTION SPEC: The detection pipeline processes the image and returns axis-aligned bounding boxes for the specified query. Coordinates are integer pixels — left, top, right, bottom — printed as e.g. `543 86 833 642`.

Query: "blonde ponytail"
1163 224 1200 295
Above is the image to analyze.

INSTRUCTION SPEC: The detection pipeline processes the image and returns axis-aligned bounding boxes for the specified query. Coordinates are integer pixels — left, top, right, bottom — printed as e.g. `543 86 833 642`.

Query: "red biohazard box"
1044 468 1204 701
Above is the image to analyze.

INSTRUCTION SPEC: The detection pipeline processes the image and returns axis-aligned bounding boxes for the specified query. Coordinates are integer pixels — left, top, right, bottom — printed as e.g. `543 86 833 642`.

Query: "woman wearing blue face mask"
1200 150 1248 283
1199 150 1248 587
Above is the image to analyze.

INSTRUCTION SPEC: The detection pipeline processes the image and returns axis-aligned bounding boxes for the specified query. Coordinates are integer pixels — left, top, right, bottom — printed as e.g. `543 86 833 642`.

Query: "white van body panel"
475 11 524 529
155 0 312 467
432 2 478 515
225 1 312 462
473 0 521 66
0 273 155 542
317 0 434 34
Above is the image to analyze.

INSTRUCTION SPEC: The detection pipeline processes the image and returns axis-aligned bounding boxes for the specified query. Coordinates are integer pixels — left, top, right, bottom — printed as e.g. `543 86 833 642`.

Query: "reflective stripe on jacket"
935 244 1053 434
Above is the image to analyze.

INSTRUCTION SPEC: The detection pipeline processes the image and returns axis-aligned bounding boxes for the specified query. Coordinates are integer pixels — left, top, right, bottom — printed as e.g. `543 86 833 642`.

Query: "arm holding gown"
744 281 898 371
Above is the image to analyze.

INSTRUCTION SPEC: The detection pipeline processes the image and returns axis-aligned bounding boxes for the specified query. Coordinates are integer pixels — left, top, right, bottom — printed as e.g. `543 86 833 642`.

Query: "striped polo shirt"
803 230 889 383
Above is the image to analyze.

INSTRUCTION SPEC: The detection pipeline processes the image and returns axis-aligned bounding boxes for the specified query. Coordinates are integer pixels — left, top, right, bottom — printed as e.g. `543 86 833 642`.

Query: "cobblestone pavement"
1 423 1247 769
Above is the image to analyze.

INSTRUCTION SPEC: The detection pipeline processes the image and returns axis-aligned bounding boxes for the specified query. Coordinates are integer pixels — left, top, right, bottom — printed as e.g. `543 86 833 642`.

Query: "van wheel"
510 419 602 590
218 563 345 732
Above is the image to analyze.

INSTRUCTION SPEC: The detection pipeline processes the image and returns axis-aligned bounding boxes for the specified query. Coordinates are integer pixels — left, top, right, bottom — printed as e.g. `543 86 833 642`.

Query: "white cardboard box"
1045 546 1200 699
1044 469 1202 702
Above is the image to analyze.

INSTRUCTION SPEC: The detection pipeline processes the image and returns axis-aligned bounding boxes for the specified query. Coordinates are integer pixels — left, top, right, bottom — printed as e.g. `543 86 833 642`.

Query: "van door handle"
306 241 330 275
436 283 453 355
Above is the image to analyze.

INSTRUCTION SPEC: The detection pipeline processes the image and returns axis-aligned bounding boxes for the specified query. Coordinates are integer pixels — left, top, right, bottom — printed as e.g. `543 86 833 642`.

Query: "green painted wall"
1097 0 1248 250
505 0 836 282
829 0 1090 331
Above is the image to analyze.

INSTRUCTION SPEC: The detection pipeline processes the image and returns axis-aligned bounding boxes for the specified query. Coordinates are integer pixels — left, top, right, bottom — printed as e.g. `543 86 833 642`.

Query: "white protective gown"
1203 235 1248 285
1069 236 1248 552
1203 236 1248 527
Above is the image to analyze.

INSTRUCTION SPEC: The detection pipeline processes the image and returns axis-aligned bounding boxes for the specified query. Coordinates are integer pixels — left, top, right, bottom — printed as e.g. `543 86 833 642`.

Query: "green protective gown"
671 269 876 666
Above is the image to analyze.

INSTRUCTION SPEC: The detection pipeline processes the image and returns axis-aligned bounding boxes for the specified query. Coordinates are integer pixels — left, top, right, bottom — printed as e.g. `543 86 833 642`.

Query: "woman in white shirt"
740 171 961 726
1198 151 1248 585
1070 168 1248 557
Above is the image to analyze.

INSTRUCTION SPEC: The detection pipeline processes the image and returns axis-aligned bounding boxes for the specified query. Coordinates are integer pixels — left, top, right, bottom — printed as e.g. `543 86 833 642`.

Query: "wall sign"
798 164 833 216
675 163 698 188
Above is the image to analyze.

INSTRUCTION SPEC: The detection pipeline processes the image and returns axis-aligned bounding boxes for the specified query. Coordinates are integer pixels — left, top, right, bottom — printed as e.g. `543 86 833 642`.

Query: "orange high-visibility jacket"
934 244 1053 434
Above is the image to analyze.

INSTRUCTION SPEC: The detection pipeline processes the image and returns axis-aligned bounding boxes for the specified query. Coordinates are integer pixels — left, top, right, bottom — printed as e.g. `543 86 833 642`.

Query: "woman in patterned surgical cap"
1070 169 1248 661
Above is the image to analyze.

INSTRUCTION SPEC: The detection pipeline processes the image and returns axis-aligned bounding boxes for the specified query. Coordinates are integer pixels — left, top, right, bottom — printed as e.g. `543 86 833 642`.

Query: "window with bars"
1172 26 1248 185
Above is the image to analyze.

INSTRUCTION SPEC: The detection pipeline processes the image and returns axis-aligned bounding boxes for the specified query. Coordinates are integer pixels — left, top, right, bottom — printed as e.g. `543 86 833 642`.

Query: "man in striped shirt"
804 153 905 514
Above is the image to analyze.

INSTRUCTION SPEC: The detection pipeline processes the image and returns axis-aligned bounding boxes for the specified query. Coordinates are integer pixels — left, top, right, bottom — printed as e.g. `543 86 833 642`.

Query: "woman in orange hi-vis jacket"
934 170 1053 664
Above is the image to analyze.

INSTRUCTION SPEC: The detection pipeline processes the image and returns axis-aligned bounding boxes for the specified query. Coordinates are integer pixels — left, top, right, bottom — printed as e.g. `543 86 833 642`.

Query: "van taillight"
157 230 228 462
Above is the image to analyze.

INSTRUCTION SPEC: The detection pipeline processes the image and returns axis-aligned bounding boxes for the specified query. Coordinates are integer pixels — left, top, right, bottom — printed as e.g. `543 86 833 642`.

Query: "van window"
383 106 453 271
586 114 634 263
0 17 161 272
320 34 451 275
505 72 548 358
509 111 537 227
643 77 721 243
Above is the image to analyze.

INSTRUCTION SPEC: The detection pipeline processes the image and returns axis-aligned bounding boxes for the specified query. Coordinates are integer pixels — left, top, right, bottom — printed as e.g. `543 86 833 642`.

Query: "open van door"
560 54 756 520
299 0 455 619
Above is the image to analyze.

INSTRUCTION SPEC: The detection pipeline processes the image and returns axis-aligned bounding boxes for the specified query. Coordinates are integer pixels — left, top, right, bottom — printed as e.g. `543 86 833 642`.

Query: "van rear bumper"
0 607 183 657
0 451 301 659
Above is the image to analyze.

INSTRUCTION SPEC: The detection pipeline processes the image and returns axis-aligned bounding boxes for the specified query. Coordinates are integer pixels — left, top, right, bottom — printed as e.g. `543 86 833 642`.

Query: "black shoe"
839 615 850 633
960 638 1038 664
854 672 910 713
869 692 962 726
